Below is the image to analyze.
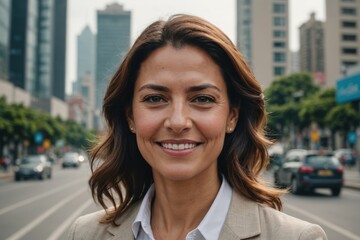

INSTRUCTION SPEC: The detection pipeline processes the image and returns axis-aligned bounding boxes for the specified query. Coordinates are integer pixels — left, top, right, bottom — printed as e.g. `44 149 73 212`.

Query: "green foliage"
325 104 360 133
299 88 336 128
265 72 359 138
265 72 319 106
0 99 95 155
265 72 320 136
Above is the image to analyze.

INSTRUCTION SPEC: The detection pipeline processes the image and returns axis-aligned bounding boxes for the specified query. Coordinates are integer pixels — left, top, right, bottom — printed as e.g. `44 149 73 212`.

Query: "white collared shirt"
131 178 232 240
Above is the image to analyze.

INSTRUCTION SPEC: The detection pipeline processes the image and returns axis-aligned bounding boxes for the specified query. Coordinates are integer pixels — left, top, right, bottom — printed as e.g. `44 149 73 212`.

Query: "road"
0 164 359 240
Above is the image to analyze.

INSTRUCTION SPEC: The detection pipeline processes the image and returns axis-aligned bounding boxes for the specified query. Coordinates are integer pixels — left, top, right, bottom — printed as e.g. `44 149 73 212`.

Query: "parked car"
333 149 356 166
62 152 81 168
274 150 343 196
14 155 52 181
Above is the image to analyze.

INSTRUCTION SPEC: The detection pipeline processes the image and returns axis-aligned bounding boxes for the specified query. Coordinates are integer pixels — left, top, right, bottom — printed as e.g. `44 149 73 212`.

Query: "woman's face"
128 44 238 182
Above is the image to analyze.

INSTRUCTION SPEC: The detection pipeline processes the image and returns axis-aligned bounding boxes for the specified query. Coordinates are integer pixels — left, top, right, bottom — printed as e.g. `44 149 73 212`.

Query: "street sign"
347 132 357 144
43 139 51 149
336 72 360 103
34 132 43 145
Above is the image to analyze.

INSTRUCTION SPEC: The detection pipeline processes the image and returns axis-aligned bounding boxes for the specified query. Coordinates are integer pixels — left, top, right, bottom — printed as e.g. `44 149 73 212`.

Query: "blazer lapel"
106 202 141 240
219 191 261 239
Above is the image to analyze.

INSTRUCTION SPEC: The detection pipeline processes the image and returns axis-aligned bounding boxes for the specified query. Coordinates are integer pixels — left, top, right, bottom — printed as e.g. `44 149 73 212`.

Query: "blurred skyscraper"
5 0 68 119
8 0 67 101
236 0 290 89
299 13 325 85
52 0 67 101
76 26 95 93
69 26 96 129
9 0 38 93
290 51 300 73
95 3 131 129
325 0 360 87
0 0 11 81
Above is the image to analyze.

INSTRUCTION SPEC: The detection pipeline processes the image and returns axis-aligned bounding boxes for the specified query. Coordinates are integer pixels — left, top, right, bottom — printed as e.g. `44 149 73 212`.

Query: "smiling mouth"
157 142 199 151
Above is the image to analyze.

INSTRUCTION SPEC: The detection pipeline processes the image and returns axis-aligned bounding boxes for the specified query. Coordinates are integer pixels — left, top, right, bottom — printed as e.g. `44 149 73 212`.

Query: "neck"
150 172 221 239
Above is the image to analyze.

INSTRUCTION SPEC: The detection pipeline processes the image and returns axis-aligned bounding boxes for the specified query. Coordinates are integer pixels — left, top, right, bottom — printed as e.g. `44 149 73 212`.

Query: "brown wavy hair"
89 14 283 226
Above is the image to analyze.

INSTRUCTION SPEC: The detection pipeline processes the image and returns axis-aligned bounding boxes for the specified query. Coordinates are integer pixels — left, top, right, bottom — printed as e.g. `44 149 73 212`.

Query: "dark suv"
274 150 343 196
14 155 52 181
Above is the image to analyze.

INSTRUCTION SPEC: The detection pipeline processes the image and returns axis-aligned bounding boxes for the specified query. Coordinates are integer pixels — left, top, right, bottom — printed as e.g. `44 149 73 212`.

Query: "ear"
226 106 239 133
126 106 134 129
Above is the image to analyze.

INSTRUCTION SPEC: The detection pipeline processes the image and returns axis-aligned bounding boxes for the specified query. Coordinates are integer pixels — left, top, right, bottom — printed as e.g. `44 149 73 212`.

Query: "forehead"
135 44 226 89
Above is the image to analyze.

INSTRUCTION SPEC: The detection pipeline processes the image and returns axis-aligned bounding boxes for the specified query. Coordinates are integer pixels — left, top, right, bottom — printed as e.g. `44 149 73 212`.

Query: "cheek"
194 113 228 138
133 108 162 137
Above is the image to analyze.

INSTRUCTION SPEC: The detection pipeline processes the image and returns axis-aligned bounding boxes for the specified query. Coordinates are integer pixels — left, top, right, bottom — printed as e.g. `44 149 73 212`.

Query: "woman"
68 14 327 240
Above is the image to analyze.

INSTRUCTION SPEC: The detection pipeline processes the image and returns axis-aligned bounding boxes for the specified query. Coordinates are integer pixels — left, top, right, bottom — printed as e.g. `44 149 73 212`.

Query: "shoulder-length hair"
89 14 283 226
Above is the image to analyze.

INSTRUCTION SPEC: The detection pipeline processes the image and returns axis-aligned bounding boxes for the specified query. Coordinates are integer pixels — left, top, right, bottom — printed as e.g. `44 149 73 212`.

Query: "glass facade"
9 0 38 90
36 0 54 99
236 0 252 65
77 26 95 90
0 0 10 80
96 5 131 110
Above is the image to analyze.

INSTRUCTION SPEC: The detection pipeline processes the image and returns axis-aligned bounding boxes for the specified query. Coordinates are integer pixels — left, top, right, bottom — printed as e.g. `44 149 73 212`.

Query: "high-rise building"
9 0 38 92
75 26 95 94
290 51 300 73
325 0 360 87
236 0 290 89
9 0 67 101
52 0 67 101
6 0 68 118
0 0 11 81
299 13 325 85
36 0 54 99
299 13 325 73
95 3 131 128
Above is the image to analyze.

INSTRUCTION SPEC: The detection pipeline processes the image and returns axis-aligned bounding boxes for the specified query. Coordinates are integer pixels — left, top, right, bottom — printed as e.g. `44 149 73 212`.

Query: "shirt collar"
132 184 155 239
131 177 232 240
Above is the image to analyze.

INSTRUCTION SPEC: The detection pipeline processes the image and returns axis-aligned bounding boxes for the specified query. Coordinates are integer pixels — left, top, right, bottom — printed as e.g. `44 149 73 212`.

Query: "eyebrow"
138 84 221 93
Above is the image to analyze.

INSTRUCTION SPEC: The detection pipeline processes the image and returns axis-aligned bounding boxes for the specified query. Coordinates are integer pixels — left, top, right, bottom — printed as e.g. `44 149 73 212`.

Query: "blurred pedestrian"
0 155 10 172
68 14 327 240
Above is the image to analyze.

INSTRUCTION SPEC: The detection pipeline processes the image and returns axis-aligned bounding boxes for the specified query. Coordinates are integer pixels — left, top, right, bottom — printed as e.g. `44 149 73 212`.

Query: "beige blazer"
68 191 327 240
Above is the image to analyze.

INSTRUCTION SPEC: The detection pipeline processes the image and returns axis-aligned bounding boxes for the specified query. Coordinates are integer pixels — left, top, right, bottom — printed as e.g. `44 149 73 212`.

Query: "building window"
273 3 285 13
342 61 357 67
342 48 357 54
273 42 286 48
274 52 286 62
341 8 356 15
274 67 285 75
274 30 286 38
342 21 357 28
273 17 286 26
342 34 357 41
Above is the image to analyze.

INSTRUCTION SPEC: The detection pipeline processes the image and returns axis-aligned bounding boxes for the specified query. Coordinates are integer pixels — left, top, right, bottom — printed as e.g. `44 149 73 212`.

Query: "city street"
0 164 359 240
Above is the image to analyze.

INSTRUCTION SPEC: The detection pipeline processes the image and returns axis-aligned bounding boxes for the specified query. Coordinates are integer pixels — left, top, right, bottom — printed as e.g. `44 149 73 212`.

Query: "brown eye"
143 95 166 103
193 95 215 104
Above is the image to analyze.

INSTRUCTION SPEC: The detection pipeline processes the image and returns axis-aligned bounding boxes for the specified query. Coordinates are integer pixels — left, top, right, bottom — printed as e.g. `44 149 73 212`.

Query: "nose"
164 101 192 133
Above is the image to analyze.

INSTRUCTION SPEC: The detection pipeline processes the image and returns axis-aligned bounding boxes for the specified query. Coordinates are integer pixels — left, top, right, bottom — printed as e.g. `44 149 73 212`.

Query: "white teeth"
161 143 196 150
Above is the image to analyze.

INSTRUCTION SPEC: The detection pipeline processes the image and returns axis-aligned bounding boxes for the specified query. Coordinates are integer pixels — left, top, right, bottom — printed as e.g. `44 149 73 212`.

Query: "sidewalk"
0 167 14 180
343 167 360 190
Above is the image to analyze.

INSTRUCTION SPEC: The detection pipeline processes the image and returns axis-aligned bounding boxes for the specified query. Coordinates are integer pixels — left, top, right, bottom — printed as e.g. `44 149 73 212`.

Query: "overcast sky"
66 0 325 93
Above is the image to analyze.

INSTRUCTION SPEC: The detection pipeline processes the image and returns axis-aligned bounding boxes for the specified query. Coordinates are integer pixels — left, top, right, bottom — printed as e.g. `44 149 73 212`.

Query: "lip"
156 139 201 157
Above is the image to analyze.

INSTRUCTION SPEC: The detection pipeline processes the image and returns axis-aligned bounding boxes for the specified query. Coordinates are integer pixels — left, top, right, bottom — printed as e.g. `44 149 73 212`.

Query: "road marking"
0 179 84 215
5 188 87 240
342 190 360 199
286 203 360 240
46 199 94 240
0 183 33 193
